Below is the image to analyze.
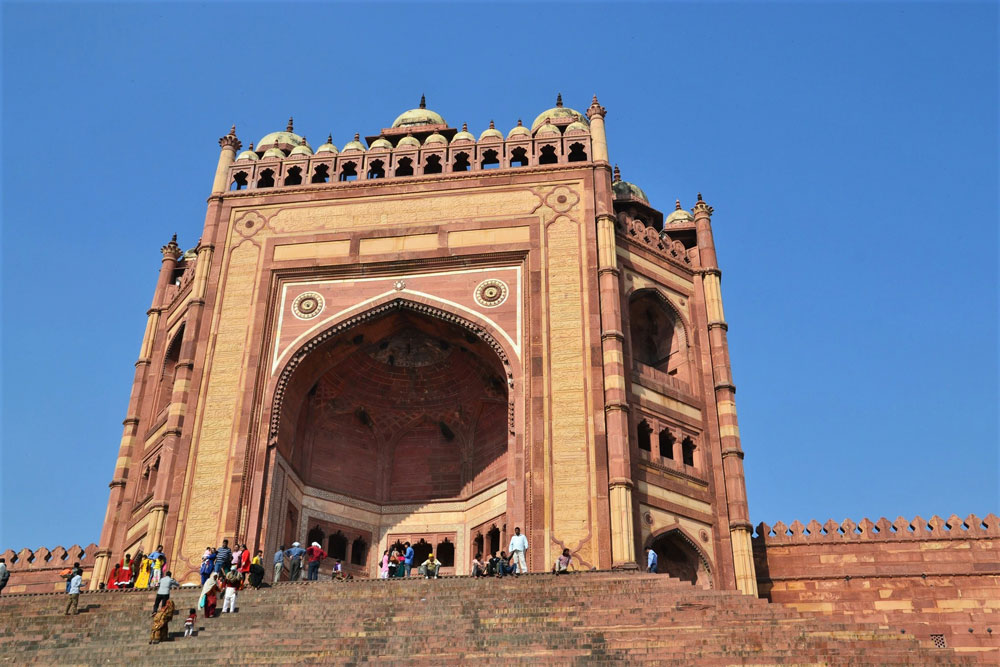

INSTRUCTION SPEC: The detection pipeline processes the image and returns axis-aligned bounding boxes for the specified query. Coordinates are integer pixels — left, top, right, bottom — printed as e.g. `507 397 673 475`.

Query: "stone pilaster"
586 96 609 164
694 195 757 595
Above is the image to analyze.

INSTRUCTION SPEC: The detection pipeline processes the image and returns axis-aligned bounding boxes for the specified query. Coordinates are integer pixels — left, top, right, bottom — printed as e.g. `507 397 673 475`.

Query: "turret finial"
354 132 360 141
326 133 332 144
161 234 182 260
697 192 703 201
591 94 599 106
489 120 495 129
419 94 426 109
228 124 236 136
248 142 254 151
462 122 468 131
287 117 294 132
613 164 621 182
556 93 563 107
218 125 242 150
516 119 523 126
586 94 607 119
675 199 682 210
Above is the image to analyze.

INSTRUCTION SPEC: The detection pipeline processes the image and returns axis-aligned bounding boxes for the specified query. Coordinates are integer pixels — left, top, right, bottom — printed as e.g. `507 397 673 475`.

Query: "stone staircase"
0 571 986 664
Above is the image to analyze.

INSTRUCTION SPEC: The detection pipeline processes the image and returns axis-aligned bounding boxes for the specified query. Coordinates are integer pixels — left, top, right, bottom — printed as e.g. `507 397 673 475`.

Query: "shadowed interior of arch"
650 530 712 587
277 309 508 503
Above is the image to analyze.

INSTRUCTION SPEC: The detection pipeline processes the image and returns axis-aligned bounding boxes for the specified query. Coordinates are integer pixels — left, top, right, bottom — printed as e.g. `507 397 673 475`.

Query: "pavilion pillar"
694 195 757 595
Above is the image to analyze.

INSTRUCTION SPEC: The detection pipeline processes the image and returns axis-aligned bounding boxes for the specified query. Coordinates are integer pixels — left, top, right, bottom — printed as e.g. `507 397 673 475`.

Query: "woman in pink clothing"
380 550 390 579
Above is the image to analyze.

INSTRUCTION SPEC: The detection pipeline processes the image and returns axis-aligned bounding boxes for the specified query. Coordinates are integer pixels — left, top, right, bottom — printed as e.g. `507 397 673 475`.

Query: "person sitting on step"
471 553 486 577
552 548 573 574
418 553 441 579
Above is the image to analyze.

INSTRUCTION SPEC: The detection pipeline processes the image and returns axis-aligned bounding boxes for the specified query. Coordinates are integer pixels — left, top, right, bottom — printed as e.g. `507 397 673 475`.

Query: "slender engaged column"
694 195 757 595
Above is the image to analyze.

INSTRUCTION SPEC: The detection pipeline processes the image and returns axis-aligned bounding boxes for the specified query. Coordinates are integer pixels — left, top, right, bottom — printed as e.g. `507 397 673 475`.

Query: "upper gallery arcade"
93 95 757 596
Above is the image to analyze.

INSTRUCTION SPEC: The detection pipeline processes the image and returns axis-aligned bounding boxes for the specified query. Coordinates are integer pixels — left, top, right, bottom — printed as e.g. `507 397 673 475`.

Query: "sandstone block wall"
753 514 1000 657
0 544 97 595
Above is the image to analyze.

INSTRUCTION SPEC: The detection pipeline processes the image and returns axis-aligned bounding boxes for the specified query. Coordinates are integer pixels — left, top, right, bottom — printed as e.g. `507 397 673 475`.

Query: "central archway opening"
269 304 511 577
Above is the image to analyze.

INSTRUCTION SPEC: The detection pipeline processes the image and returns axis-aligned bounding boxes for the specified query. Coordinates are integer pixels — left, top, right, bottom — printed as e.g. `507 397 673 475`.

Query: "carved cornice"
218 126 242 151
608 478 634 490
707 321 728 331
721 447 745 460
109 479 126 489
595 213 617 225
135 358 151 368
714 382 736 394
122 417 140 426
698 268 722 278
597 267 620 278
729 519 753 532
604 401 630 413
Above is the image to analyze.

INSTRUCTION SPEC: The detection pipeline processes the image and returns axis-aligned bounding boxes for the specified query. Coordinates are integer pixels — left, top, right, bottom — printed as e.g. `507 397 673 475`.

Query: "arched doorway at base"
648 529 712 587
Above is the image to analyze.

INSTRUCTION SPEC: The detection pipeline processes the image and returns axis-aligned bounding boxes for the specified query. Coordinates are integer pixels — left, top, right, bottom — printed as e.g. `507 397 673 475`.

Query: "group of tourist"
104 544 168 591
198 540 267 588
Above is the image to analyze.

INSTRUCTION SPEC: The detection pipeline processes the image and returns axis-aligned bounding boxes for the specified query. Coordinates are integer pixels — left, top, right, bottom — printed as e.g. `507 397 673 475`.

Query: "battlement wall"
0 544 97 595
753 514 1000 657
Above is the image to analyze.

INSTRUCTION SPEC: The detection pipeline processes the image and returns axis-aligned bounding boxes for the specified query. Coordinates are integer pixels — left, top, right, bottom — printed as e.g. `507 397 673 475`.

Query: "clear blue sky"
2 2 997 550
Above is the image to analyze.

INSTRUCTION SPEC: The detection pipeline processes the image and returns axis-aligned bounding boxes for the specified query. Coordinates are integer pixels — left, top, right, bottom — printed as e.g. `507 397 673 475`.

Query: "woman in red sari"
118 555 133 588
106 563 120 590
200 572 220 618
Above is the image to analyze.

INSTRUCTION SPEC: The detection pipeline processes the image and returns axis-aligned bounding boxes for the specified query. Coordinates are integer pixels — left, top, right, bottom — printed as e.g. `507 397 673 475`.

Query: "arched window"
487 525 500 556
481 149 500 170
283 166 302 186
473 533 484 559
154 326 183 416
423 155 442 175
659 429 675 460
436 538 455 567
567 142 588 162
395 157 414 177
339 161 357 182
538 145 558 165
307 525 325 546
328 531 347 560
350 537 367 565
452 152 470 172
510 147 528 167
256 168 275 188
682 437 696 467
628 291 688 382
637 420 652 452
311 164 330 184
367 159 385 179
230 171 248 190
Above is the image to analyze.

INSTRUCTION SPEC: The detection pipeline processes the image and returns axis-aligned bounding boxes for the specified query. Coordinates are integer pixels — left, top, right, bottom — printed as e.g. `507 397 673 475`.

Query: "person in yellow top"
135 556 152 589
248 550 265 588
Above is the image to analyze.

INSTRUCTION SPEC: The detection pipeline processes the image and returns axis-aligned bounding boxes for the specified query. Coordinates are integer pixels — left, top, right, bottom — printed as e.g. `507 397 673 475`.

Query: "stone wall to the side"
0 544 97 595
753 514 1000 658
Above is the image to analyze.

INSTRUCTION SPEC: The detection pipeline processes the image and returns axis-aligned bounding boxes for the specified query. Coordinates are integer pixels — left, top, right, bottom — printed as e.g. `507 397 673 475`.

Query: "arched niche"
627 289 691 384
647 528 713 588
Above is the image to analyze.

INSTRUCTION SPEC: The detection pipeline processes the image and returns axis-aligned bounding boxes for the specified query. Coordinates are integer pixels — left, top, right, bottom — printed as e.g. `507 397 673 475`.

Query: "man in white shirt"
65 572 83 615
508 527 528 575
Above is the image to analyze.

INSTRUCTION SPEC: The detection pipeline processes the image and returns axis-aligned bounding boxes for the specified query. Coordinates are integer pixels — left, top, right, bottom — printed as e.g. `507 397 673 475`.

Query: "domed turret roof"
391 95 447 128
236 142 259 161
611 165 649 204
289 138 313 156
262 141 286 160
342 133 366 152
451 123 475 143
479 120 503 141
316 134 338 154
258 117 305 152
424 132 448 146
535 120 561 137
507 119 531 139
397 134 421 148
565 120 589 133
665 201 694 224
369 136 393 151
531 94 588 131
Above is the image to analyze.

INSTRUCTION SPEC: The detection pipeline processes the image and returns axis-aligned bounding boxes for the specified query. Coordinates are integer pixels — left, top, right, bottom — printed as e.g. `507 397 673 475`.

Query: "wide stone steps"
0 571 981 664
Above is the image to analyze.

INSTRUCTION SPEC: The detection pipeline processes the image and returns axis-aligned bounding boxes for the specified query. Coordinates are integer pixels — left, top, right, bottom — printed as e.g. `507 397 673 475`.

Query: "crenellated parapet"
1 543 98 570
754 513 1000 544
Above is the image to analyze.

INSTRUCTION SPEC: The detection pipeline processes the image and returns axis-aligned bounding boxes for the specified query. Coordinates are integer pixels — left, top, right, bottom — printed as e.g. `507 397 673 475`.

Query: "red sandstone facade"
80 95 756 595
